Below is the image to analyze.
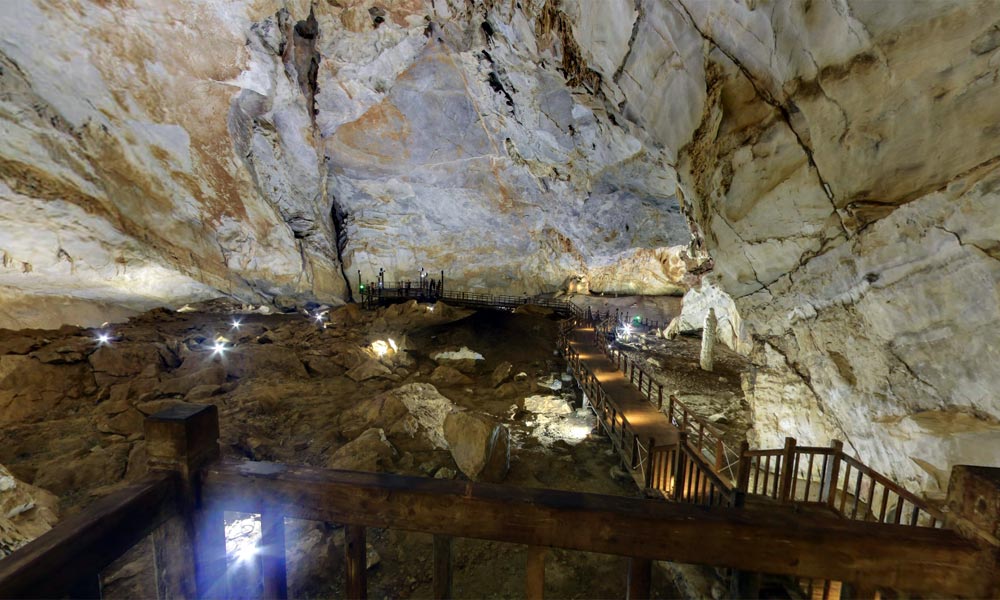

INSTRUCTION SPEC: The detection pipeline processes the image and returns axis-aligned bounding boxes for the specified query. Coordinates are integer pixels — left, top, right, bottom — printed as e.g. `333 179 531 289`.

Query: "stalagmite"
700 308 716 372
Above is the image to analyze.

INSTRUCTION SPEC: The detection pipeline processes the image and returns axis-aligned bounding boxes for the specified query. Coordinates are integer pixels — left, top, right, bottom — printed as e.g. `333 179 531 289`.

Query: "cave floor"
1 299 695 598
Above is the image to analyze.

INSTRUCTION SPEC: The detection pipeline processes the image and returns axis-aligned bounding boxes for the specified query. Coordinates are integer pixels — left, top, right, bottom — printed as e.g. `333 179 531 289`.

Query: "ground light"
231 318 241 330
95 332 111 345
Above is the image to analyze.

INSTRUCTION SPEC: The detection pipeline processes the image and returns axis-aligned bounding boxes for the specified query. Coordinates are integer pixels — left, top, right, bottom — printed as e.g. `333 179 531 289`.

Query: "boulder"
0 464 59 558
490 361 512 387
325 428 396 473
225 345 308 379
156 364 227 396
346 359 392 382
443 411 510 482
430 365 473 387
432 347 485 374
337 392 410 440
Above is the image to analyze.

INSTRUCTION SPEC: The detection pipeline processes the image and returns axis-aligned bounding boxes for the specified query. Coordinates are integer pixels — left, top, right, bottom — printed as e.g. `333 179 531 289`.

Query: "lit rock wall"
0 0 691 330
2 0 999 496
660 0 1000 495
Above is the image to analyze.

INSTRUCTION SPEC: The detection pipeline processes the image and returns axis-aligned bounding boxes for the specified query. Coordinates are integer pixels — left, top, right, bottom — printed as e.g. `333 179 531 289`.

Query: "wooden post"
736 441 751 493
715 438 724 473
672 433 688 501
667 395 675 422
345 525 367 599
433 535 452 599
526 546 546 600
823 440 844 507
644 438 656 489
145 404 224 600
626 557 652 600
779 437 797 503
261 510 287 599
657 385 663 410
638 369 643 390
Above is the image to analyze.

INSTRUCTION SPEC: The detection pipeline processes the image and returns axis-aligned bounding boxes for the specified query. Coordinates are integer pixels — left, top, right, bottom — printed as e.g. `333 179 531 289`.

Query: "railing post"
715 438 724 473
638 369 643 390
526 546 546 600
644 438 656 489
736 441 751 493
657 385 663 410
779 437 797 503
145 404 225 600
261 509 288 599
672 433 688 501
626 557 652 600
823 440 844 507
345 524 368 599
433 535 453 599
668 395 675 423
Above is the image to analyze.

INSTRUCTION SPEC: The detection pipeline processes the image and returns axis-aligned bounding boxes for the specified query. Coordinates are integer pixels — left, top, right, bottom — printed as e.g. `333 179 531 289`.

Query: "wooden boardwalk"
567 322 678 448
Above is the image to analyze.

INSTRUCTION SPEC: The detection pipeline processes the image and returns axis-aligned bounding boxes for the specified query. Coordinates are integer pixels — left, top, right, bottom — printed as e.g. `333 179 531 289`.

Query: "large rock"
325 428 396 473
443 411 510 483
0 464 58 558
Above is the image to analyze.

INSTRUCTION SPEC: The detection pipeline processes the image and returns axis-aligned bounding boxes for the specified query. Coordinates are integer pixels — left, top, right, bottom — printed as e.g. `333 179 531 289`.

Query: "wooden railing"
595 340 741 482
1 405 994 600
566 315 948 534
734 438 946 528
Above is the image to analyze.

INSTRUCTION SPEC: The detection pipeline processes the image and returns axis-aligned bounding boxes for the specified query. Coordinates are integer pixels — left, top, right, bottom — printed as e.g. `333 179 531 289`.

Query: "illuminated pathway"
566 322 679 466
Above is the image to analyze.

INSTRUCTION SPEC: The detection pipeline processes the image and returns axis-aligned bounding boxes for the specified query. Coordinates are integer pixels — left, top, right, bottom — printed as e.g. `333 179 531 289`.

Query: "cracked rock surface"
2 0 1000 497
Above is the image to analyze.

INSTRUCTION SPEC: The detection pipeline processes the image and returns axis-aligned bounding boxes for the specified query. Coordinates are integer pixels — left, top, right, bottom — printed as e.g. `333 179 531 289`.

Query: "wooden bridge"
1 296 998 599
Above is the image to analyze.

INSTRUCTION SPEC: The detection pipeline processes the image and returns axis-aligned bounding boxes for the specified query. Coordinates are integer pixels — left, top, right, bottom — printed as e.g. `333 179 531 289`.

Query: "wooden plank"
0 473 178 599
200 460 992 597
432 535 452 600
345 524 367 600
526 546 546 600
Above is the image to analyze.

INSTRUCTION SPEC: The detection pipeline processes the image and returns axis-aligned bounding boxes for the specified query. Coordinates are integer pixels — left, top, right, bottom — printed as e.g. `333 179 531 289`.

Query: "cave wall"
1 0 999 495
0 0 692 329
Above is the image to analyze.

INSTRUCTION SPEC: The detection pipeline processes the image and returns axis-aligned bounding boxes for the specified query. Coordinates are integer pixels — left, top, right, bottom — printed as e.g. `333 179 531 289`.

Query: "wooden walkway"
567 322 678 447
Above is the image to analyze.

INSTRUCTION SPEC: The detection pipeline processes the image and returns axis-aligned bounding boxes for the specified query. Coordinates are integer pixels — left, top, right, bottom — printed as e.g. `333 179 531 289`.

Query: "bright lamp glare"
371 340 390 357
212 342 227 356
96 333 111 345
388 338 398 352
231 319 241 329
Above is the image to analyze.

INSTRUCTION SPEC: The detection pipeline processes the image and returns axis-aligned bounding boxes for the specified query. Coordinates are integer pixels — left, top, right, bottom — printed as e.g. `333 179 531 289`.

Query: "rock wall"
1 0 999 496
0 0 692 329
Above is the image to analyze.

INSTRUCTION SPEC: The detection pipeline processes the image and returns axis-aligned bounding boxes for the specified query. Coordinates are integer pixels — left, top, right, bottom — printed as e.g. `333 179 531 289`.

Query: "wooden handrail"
0 473 179 599
199 459 992 597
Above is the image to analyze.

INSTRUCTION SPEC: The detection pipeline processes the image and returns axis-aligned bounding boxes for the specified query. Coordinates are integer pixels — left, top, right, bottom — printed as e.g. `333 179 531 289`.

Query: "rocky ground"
0 297 700 598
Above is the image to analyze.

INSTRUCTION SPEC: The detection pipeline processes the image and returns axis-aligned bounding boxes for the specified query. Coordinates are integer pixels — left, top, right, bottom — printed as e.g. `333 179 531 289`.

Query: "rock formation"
0 0 998 497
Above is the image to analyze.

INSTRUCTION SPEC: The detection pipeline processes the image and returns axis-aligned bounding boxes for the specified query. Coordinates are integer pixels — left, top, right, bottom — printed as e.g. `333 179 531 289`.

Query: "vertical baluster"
433 535 452 599
261 510 288 600
672 434 688 501
526 546 546 600
838 464 852 515
626 557 652 600
893 495 905 525
345 525 367 600
851 472 864 519
762 455 772 498
878 485 890 523
865 478 877 521
803 452 815 501
658 385 663 410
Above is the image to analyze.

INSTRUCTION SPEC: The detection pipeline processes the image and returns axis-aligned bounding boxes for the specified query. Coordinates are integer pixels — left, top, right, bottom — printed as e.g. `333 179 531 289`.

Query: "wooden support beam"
261 510 288 600
433 535 453 600
0 474 177 599
526 546 546 600
145 404 225 600
626 557 651 600
345 525 367 600
779 437 797 503
200 460 993 597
